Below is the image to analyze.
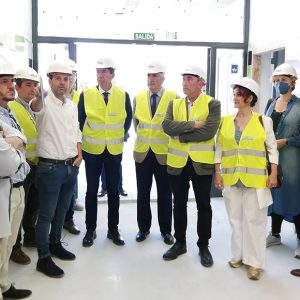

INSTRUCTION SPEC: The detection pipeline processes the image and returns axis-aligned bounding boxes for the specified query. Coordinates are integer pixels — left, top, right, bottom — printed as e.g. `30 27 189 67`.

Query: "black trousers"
168 160 212 247
271 212 300 239
14 165 39 249
83 149 122 231
135 149 172 234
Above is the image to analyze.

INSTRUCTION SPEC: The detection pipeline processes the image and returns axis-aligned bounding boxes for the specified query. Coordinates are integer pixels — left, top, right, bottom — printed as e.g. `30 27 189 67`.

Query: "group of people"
0 54 300 299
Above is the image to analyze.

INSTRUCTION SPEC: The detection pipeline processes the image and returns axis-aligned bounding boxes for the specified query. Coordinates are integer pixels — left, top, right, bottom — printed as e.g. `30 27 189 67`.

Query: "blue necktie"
103 92 109 105
151 94 157 117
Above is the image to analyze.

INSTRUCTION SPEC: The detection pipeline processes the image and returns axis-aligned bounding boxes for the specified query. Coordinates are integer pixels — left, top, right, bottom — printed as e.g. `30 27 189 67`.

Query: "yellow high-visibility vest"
72 90 80 105
8 101 38 165
82 86 126 155
134 90 176 154
217 113 268 188
167 94 215 168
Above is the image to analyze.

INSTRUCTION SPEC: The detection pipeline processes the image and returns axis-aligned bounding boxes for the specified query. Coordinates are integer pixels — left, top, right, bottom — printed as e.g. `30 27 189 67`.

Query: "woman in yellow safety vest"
214 77 278 280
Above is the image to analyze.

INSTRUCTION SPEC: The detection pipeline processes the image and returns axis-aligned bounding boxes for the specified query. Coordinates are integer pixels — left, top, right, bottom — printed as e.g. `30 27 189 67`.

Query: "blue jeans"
65 179 78 222
35 161 78 258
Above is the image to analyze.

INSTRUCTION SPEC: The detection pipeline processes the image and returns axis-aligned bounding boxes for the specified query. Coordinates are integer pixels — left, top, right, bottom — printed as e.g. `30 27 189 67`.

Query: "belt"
13 181 24 188
39 157 77 165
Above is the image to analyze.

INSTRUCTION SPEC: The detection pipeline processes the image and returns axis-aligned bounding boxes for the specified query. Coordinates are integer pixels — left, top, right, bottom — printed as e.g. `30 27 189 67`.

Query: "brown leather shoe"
10 248 31 265
291 269 300 277
63 219 80 235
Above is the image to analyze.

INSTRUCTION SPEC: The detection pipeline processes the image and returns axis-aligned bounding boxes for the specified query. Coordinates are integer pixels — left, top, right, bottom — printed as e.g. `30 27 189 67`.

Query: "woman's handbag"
259 115 283 189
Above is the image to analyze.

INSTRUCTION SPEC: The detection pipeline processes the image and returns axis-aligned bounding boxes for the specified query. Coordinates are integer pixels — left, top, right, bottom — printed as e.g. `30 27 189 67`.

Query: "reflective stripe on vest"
85 121 123 130
83 136 124 145
168 147 188 158
137 122 163 130
222 166 267 176
8 100 38 165
167 94 215 168
26 151 38 158
136 136 169 144
134 90 176 155
82 86 126 155
217 113 268 188
222 148 265 157
27 137 37 144
190 145 215 151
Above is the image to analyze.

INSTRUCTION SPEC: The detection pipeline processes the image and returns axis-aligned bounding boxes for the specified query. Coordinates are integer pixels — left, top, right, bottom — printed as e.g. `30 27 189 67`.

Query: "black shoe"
2 285 32 299
98 190 107 197
119 188 128 196
161 233 174 245
199 246 213 267
49 241 76 260
163 242 187 261
36 256 64 278
82 229 97 247
107 229 125 246
136 230 150 242
63 219 80 235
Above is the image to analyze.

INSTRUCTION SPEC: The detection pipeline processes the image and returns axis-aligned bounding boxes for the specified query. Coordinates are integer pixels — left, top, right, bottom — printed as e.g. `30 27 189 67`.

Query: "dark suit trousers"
168 160 212 247
135 149 172 234
83 149 122 231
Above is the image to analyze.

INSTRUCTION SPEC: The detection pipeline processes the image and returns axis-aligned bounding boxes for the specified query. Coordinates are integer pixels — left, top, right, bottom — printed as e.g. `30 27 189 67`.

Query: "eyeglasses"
0 78 15 85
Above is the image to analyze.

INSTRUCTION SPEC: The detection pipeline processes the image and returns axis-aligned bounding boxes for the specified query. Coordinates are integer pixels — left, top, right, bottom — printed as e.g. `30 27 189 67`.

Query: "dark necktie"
8 110 22 132
151 94 158 117
103 92 109 105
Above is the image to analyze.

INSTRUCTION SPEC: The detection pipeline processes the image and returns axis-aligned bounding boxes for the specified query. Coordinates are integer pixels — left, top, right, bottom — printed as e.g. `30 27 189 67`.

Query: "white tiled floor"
9 150 300 300
10 202 300 299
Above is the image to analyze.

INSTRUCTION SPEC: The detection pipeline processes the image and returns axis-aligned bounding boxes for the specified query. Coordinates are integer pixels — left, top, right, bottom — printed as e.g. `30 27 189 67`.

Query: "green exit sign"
134 32 155 41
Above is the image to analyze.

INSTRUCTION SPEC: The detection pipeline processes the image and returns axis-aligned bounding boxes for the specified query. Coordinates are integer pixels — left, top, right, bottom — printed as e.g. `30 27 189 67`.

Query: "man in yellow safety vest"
162 65 221 267
8 67 40 265
133 61 177 244
78 58 132 247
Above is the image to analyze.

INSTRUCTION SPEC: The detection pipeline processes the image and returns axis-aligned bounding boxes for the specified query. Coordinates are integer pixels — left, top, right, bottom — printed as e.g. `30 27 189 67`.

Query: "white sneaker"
266 233 281 248
74 202 84 211
295 240 300 258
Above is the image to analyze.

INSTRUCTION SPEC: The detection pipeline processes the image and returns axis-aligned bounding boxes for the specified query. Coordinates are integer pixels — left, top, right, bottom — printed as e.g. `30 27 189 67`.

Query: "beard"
3 96 15 102
1 89 15 102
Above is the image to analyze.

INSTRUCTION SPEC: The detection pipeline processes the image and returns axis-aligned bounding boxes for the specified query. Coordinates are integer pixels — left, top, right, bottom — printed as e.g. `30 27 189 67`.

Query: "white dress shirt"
33 90 82 160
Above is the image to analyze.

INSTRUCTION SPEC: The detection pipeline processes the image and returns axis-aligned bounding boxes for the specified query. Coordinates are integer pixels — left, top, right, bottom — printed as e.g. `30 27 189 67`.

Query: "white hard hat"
15 67 40 82
95 58 115 69
47 60 72 76
273 63 298 79
0 55 15 76
230 77 260 98
181 65 206 80
147 61 166 74
67 59 77 72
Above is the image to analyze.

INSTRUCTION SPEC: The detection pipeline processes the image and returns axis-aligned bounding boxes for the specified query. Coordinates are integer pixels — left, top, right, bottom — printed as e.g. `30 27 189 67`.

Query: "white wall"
249 0 300 53
249 0 300 106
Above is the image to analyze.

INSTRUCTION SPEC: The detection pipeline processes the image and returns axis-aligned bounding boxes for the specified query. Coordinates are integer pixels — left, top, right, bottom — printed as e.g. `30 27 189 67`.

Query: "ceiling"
37 0 243 42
